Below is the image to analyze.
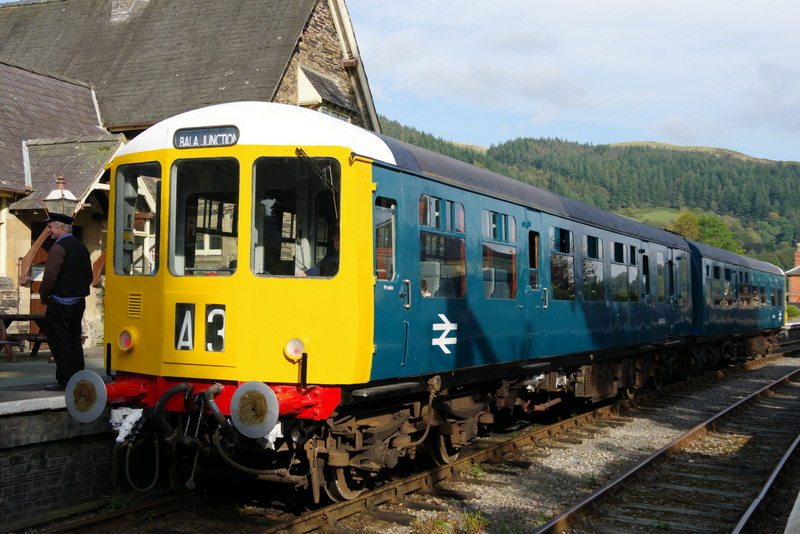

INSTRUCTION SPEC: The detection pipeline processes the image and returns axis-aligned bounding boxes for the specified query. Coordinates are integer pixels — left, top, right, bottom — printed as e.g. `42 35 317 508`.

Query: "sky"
345 0 800 162
1 0 797 161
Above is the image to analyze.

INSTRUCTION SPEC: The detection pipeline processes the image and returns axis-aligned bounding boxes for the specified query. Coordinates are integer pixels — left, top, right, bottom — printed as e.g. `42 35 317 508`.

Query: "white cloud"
348 0 800 160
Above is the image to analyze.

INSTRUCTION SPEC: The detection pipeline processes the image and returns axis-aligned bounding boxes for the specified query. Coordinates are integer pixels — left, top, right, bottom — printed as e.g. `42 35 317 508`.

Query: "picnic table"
0 313 48 362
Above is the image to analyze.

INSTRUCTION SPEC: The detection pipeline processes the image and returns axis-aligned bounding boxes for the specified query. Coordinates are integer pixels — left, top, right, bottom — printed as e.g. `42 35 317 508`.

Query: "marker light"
118 327 138 352
284 338 305 361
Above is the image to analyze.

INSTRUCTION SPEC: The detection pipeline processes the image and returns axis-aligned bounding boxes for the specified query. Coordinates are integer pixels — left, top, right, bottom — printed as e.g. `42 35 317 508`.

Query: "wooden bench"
6 333 49 357
0 314 47 362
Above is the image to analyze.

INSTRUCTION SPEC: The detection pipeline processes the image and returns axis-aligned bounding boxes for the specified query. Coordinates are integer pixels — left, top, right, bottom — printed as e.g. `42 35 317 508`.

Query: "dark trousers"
45 299 86 385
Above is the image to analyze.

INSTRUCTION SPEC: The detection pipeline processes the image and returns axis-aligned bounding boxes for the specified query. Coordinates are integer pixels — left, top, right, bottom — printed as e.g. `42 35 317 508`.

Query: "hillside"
610 141 776 163
379 117 800 271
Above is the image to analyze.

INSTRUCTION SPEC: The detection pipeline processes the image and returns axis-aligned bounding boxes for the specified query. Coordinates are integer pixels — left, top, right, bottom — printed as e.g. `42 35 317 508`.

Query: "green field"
617 207 680 225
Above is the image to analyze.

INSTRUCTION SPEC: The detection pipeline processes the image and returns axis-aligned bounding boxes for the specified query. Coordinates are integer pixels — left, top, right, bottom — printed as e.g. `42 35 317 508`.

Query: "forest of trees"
379 117 800 271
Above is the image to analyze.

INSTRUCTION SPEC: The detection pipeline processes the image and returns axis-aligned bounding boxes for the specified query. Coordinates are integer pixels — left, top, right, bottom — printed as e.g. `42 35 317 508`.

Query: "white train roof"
117 101 396 163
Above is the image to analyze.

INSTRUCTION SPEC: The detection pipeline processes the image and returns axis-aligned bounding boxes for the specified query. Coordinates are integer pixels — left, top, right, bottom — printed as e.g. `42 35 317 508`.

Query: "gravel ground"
335 355 800 534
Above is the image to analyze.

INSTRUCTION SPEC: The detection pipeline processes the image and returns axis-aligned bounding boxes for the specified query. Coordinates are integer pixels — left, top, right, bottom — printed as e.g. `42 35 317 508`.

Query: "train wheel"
650 372 664 391
324 467 365 502
621 387 636 400
429 427 460 465
679 360 693 380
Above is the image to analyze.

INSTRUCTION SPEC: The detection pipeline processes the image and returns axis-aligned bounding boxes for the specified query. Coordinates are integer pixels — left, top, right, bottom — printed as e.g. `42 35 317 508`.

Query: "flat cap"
45 213 74 224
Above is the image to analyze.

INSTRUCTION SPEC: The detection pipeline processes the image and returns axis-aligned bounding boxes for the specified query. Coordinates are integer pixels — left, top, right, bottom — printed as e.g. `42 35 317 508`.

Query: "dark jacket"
40 235 92 302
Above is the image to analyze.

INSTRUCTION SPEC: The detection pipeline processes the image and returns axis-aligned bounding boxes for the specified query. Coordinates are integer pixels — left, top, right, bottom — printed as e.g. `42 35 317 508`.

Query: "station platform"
0 345 106 415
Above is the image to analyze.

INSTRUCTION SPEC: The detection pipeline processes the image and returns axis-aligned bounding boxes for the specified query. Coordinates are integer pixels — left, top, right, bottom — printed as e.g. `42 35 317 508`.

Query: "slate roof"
9 135 122 211
0 59 106 193
304 69 358 112
0 0 317 128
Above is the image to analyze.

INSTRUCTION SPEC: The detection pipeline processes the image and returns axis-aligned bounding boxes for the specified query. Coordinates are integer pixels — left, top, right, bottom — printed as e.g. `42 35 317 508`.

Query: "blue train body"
689 240 784 336
368 135 784 384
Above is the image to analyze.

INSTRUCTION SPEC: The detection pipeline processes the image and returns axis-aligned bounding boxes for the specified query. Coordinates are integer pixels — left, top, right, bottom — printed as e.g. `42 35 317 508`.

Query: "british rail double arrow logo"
432 314 458 354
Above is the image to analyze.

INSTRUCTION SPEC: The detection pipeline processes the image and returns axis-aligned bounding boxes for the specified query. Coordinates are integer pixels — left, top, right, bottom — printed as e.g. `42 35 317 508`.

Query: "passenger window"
375 197 396 281
449 201 465 232
420 195 464 233
611 241 638 302
529 231 540 289
656 252 666 302
628 263 639 302
723 268 734 305
585 235 602 259
482 243 516 299
420 232 465 298
483 210 515 242
740 284 752 306
710 264 724 306
550 227 574 300
482 210 517 299
551 227 572 254
667 260 676 298
678 256 689 299
613 242 625 263
583 235 603 301
419 194 441 228
420 195 466 298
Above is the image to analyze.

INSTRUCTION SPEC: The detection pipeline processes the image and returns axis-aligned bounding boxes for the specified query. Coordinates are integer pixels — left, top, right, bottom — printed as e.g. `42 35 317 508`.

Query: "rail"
533 366 800 533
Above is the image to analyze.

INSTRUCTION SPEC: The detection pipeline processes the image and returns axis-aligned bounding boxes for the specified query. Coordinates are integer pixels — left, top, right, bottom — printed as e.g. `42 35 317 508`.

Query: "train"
65 101 785 501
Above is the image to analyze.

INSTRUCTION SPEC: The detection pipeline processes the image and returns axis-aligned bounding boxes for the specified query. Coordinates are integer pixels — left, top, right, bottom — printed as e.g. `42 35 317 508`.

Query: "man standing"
39 213 93 391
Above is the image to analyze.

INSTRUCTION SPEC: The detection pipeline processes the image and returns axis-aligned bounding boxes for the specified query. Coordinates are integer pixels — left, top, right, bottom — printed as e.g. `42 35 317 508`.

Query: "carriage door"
525 210 546 358
372 168 418 379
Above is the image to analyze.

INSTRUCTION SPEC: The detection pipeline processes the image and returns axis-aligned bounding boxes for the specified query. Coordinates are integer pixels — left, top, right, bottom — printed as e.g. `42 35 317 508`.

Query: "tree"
698 214 745 253
672 209 700 240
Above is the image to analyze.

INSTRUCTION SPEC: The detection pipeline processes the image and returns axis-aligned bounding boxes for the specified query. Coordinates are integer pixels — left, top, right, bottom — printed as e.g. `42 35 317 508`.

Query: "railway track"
537 367 800 533
222 353 800 533
24 339 800 533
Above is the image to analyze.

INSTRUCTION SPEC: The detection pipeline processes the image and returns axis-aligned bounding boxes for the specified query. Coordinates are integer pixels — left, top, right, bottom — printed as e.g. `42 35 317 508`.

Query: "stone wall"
273 0 364 127
0 407 115 531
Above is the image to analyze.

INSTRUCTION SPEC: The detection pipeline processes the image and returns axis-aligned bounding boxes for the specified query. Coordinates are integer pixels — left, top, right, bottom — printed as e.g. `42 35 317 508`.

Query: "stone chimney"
795 244 800 268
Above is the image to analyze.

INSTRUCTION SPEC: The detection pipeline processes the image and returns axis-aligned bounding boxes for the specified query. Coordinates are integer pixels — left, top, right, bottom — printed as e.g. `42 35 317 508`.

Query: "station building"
0 0 379 344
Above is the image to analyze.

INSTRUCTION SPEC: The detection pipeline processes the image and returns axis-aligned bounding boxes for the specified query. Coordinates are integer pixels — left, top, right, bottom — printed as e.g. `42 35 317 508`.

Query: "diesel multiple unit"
66 102 785 501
